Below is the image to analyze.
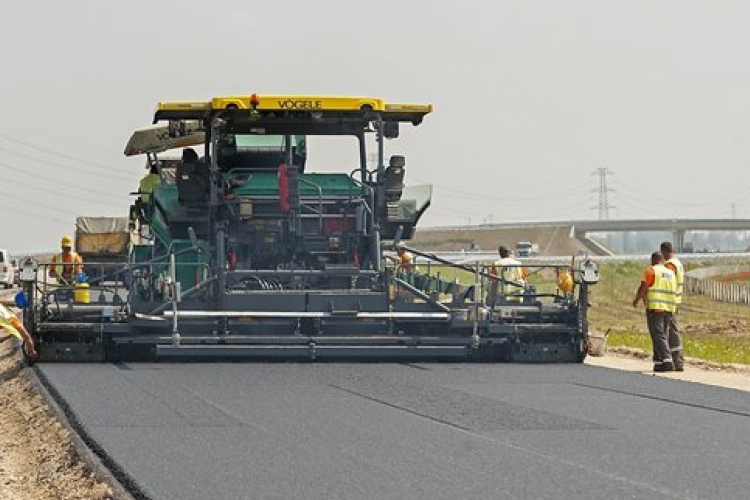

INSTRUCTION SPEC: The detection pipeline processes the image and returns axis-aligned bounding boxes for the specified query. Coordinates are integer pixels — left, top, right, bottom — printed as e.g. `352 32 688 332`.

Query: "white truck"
515 241 539 257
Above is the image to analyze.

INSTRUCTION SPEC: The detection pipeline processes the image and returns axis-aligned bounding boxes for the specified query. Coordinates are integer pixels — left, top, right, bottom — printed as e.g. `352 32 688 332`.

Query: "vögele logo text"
277 99 323 110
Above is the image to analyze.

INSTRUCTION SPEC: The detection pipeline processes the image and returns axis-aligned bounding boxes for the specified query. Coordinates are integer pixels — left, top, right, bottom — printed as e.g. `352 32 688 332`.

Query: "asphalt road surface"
37 362 750 500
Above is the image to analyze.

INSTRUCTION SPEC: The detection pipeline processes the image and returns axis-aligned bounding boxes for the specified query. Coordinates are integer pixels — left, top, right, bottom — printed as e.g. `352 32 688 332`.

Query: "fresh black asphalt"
37 362 750 500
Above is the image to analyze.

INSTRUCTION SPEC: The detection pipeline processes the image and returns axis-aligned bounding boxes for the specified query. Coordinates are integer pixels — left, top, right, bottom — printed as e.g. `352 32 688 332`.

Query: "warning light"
250 93 260 109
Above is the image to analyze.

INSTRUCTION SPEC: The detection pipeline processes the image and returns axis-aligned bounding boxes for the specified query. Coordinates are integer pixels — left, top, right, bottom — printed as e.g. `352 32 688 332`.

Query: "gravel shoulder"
0 335 114 500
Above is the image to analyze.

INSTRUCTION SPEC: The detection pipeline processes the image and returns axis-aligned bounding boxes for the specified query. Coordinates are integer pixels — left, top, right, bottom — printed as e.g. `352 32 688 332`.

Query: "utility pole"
591 166 615 220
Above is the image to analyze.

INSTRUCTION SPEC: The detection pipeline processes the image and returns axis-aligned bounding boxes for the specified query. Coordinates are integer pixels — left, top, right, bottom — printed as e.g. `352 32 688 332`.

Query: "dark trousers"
667 309 684 368
647 310 672 366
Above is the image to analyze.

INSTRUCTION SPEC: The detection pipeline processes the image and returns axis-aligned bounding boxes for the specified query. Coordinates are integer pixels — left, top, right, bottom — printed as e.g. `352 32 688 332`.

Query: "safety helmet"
61 235 73 247
14 291 28 309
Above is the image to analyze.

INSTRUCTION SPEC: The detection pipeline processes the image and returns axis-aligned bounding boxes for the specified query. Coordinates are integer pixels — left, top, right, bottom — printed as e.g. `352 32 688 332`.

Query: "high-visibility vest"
666 257 685 305
139 173 161 204
52 252 83 280
646 264 677 313
494 258 524 284
0 304 22 340
492 258 525 300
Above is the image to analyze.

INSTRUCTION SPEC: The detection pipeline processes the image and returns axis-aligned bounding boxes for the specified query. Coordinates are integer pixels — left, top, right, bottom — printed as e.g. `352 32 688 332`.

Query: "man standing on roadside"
632 251 677 372
661 241 685 371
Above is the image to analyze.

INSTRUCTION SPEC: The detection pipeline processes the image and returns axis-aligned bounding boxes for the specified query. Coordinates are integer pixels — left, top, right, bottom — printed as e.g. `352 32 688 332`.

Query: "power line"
409 174 591 202
0 196 76 225
0 135 134 181
0 188 94 219
0 161 127 207
0 145 134 182
616 178 747 209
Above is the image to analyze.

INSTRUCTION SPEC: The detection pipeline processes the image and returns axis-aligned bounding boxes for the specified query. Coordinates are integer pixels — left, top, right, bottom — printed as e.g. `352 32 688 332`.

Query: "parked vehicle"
0 249 14 288
515 241 539 257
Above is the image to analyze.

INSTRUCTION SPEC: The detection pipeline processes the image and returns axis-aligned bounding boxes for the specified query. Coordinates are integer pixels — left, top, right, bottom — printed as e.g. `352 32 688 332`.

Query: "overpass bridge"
570 218 750 253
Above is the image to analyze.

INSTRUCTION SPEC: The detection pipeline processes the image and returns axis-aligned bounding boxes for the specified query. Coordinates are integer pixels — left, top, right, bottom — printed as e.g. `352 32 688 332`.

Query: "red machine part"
278 163 290 213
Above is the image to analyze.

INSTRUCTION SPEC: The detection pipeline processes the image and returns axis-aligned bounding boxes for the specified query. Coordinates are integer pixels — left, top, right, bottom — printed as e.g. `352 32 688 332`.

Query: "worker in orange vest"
632 251 677 372
49 235 84 283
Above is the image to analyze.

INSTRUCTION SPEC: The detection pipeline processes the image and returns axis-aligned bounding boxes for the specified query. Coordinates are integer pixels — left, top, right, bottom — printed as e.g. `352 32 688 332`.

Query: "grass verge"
590 259 750 366
607 330 750 365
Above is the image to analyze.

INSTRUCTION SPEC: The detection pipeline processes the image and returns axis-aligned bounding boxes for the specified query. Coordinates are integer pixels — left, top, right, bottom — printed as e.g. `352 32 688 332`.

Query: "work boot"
672 351 685 372
654 362 675 373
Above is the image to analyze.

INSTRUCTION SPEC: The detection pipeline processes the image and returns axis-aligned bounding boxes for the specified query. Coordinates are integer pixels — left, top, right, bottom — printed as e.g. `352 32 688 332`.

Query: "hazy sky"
2 0 750 254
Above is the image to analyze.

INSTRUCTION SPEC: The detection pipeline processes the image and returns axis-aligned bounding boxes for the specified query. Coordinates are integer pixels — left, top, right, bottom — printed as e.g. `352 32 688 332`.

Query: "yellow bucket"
74 283 90 304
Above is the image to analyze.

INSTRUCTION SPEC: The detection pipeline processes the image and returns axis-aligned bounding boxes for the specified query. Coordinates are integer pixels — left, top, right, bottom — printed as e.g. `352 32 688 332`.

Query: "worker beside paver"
632 251 677 372
661 241 685 371
491 245 527 303
0 303 37 361
385 244 415 302
49 235 84 284
387 243 414 273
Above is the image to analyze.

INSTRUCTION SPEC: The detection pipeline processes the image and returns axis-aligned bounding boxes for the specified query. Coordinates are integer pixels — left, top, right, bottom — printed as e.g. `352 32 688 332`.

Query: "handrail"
298 178 324 234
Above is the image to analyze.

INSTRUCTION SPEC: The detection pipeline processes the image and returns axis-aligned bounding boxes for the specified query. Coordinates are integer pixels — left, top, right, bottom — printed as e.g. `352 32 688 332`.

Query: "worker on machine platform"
131 163 162 227
176 147 209 204
490 245 527 303
49 235 84 284
386 243 414 273
139 163 162 205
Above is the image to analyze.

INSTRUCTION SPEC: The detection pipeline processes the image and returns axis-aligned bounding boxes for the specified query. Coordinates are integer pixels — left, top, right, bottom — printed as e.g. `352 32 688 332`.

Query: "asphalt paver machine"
21 94 598 362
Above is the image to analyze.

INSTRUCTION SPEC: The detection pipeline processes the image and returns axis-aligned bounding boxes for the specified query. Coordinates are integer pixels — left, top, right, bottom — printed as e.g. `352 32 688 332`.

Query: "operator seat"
383 155 406 202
